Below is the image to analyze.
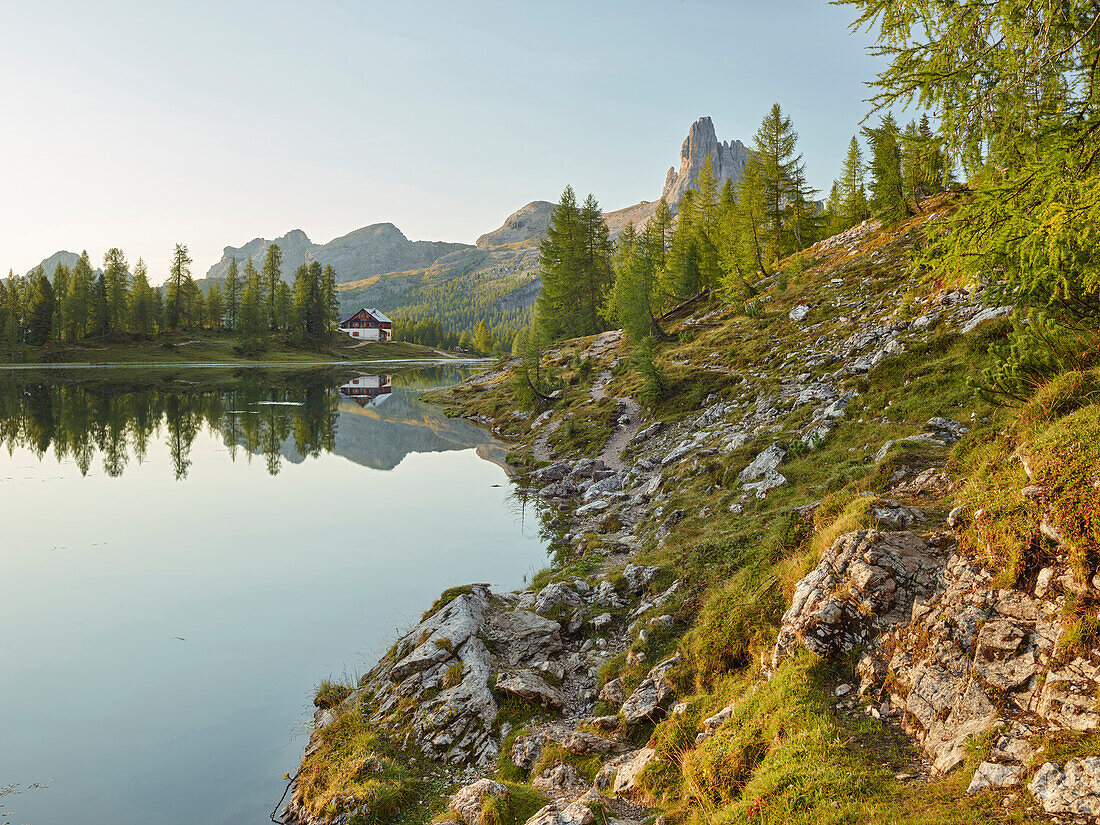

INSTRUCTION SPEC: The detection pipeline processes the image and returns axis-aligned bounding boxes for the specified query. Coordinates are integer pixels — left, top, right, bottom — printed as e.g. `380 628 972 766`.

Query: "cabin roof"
339 307 392 325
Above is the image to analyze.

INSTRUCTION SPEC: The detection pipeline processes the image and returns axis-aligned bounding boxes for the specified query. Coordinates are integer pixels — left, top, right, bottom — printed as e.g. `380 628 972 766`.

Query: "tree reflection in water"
0 368 471 479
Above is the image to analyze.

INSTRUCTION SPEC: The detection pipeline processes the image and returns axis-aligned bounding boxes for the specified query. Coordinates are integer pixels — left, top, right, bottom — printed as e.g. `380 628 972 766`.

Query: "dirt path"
598 396 641 470
533 418 561 463
590 360 642 470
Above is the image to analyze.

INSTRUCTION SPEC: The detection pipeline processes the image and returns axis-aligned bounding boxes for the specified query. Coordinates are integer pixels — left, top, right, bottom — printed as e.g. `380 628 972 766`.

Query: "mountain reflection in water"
0 366 497 479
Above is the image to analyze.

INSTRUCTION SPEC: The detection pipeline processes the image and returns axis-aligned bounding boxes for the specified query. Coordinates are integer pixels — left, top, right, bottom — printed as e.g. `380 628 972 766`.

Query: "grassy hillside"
291 203 1100 825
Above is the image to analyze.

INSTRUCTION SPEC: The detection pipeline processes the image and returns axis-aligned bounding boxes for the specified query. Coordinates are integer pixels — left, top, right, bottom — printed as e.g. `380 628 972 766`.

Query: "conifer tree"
473 319 493 354
262 243 283 330
321 264 339 333
130 258 155 337
206 282 225 330
751 102 806 258
103 247 128 335
224 258 241 331
66 251 94 340
832 136 869 233
536 186 613 341
27 274 54 346
89 273 108 336
863 114 909 223
167 243 192 331
50 262 69 344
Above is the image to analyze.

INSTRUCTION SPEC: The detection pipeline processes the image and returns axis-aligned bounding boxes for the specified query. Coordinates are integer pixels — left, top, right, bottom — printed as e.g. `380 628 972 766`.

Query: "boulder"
612 747 659 798
789 304 811 322
450 779 509 825
599 677 626 706
961 305 1012 334
772 530 947 667
511 733 545 770
623 564 660 593
738 443 786 483
485 609 563 669
1030 757 1100 818
496 670 565 710
966 761 1025 794
621 655 679 724
532 762 588 797
524 799 596 825
535 583 585 615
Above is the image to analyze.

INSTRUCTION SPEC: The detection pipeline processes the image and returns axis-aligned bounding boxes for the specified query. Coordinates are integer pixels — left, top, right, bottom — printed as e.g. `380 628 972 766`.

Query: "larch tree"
863 114 909 224
262 244 283 331
103 247 128 335
167 243 192 331
224 258 241 331
842 0 1100 395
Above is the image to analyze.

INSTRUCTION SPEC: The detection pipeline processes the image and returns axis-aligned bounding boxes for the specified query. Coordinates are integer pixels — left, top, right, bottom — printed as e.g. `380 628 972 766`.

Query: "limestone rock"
511 734 545 770
772 530 947 667
477 201 556 248
738 443 786 483
612 747 659 798
967 761 1025 794
451 779 509 825
535 583 585 615
485 609 563 669
600 677 626 706
961 305 1012 334
524 798 596 825
662 117 748 204
623 564 660 594
496 670 566 710
1030 757 1100 818
533 762 588 797
621 655 679 724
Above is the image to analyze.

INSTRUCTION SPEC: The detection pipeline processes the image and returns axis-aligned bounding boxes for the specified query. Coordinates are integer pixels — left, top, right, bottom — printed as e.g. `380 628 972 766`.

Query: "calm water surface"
0 366 545 825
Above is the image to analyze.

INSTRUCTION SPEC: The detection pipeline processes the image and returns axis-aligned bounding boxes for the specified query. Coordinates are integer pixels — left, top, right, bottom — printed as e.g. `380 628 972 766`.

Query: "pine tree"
473 319 493 354
103 247 128 335
27 274 54 346
50 262 69 344
167 243 192 331
752 102 806 258
224 258 241 331
130 258 155 337
89 273 108 336
832 136 869 233
262 243 283 330
206 281 225 330
66 251 94 340
321 264 339 334
536 186 614 341
863 114 909 223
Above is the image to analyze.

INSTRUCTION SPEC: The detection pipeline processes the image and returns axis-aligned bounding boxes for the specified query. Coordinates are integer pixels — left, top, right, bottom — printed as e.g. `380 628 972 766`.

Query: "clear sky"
1 0 882 282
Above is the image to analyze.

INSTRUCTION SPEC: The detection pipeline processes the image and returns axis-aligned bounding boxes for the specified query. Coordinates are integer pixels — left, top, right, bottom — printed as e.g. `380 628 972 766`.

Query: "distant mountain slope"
25 250 103 278
204 224 469 284
334 117 749 338
476 201 555 248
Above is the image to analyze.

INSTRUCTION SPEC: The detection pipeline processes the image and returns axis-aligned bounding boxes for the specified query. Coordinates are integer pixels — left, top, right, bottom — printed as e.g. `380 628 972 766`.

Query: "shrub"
314 678 353 710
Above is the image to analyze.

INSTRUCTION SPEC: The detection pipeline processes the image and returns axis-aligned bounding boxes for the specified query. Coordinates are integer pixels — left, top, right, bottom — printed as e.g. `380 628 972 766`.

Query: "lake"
0 365 547 825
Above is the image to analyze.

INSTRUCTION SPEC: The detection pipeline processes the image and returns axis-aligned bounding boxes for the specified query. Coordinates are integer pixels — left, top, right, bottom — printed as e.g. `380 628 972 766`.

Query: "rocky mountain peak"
661 116 749 204
476 201 556 249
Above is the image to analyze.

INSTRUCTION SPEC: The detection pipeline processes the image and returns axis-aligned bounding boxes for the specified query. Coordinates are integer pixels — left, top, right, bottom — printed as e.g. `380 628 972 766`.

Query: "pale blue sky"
1 1 881 280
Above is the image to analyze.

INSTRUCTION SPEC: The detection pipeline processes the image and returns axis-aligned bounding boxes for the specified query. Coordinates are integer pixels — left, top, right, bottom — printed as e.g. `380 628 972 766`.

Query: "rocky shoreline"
282 214 1100 824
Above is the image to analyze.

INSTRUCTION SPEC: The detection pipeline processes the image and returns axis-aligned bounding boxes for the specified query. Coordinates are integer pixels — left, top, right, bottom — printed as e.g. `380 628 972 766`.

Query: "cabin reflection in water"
338 374 393 407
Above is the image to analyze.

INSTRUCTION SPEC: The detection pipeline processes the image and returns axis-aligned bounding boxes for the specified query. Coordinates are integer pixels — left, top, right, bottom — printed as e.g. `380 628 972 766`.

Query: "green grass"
0 330 452 366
